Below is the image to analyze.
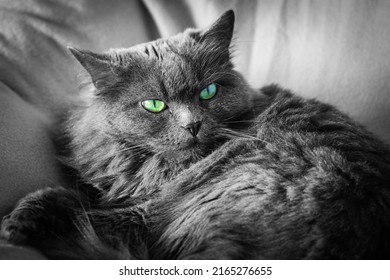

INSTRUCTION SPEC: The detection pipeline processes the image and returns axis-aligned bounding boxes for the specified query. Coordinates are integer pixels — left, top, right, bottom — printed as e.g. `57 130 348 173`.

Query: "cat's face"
70 11 252 157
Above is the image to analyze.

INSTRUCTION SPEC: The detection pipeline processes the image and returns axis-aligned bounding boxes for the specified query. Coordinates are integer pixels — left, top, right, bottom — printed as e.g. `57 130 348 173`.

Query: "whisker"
220 110 253 123
222 119 261 124
218 128 270 145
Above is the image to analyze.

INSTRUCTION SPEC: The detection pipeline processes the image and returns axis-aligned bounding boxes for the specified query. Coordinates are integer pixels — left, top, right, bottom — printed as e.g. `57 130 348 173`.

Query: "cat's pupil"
141 99 166 113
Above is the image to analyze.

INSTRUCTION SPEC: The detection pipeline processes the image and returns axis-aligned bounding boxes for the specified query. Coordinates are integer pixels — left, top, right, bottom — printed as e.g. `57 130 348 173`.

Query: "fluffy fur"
2 10 390 259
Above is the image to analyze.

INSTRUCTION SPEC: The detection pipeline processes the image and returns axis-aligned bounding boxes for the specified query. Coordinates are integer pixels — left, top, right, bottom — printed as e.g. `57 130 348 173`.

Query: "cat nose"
184 121 202 137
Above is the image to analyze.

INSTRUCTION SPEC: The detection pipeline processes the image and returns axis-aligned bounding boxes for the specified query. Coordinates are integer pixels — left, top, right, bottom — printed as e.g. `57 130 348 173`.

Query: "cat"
1 10 390 259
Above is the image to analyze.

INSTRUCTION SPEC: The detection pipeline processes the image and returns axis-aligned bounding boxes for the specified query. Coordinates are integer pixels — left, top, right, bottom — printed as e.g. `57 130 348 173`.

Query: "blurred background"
0 0 390 220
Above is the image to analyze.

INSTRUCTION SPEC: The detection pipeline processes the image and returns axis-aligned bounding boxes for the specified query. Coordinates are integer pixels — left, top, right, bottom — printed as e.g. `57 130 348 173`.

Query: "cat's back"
149 86 390 259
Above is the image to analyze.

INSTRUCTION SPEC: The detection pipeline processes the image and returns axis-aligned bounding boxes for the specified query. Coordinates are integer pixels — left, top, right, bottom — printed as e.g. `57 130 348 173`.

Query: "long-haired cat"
2 10 390 259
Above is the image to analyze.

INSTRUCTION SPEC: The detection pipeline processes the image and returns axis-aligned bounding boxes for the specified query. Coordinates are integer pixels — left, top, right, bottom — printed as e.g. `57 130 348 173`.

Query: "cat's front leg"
1 187 150 259
1 187 84 252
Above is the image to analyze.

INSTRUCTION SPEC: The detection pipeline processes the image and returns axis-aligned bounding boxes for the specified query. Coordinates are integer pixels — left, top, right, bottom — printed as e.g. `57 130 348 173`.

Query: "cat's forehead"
131 31 195 57
125 35 204 98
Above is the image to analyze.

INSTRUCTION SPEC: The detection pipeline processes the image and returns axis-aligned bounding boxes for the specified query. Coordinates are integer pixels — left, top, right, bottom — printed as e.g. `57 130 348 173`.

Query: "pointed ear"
199 10 235 49
68 47 116 89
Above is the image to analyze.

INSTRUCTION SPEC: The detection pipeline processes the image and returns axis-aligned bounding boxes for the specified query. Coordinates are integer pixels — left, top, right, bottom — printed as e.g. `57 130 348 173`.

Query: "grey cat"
2 10 390 259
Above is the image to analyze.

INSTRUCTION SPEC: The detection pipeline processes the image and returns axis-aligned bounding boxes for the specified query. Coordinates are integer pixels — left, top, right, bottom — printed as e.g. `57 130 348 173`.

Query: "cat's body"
149 87 390 259
2 10 390 259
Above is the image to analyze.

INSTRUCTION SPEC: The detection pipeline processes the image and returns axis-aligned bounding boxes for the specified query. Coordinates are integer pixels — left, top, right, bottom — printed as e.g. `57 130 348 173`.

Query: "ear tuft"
200 10 235 48
68 47 115 89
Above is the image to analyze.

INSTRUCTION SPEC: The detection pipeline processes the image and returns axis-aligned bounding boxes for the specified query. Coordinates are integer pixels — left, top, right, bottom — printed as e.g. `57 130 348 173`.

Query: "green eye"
199 83 217 100
141 99 166 113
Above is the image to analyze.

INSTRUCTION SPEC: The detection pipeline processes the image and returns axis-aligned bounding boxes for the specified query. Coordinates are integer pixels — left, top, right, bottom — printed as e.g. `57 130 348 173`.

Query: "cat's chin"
180 137 199 148
157 139 210 159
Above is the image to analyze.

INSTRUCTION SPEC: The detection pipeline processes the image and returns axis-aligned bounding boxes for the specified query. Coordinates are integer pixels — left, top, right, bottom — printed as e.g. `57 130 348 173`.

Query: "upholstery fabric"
0 0 389 258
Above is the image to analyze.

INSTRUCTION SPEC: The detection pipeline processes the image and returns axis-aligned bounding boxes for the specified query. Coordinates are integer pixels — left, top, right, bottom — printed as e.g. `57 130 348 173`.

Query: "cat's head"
69 10 253 158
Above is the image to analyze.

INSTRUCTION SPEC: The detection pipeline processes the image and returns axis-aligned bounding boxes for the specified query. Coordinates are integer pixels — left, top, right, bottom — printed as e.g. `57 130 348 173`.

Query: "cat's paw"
0 187 82 246
1 207 45 245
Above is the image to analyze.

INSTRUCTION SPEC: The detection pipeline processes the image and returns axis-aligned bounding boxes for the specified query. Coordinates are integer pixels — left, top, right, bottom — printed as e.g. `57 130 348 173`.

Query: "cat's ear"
68 47 116 89
199 10 235 50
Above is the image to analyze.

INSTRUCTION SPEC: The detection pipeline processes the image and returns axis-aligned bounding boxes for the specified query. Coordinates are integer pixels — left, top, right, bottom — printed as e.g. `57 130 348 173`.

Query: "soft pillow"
0 0 155 218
